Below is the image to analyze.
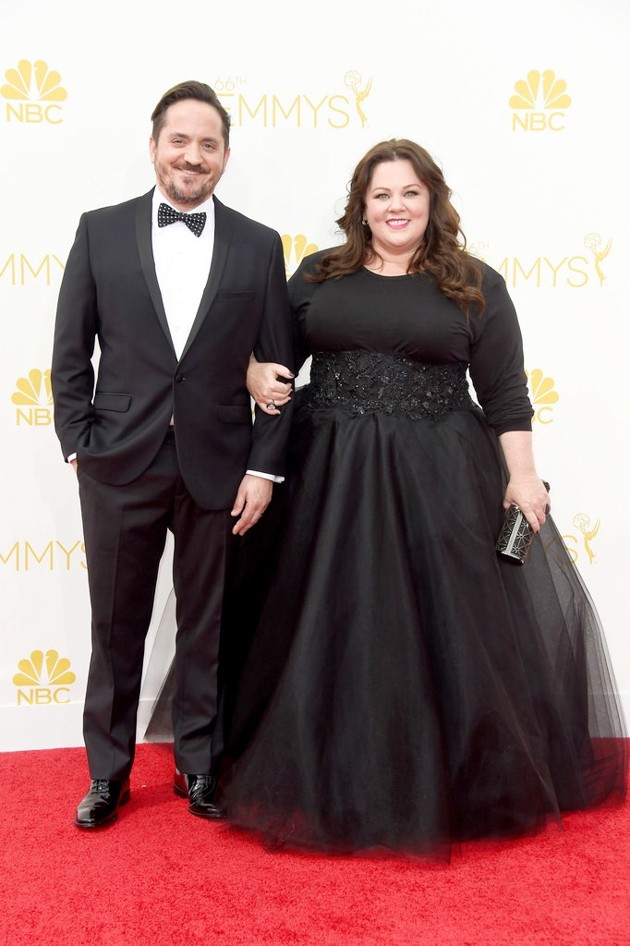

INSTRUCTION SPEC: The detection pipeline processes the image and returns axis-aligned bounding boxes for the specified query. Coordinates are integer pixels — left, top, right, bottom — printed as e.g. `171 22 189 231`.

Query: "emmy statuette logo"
1 60 67 124
344 70 372 128
557 513 601 566
584 233 611 287
510 69 571 131
13 650 76 705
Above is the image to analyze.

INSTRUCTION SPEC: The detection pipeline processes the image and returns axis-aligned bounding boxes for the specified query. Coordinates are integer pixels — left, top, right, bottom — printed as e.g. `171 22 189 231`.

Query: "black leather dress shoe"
173 769 224 819
74 778 130 829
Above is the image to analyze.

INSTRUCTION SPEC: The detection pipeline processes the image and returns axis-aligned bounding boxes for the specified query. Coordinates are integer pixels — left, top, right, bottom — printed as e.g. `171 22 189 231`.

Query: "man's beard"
157 164 215 208
164 179 212 207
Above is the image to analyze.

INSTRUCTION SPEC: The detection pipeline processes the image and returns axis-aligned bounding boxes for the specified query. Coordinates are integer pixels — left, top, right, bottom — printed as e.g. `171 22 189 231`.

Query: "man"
51 81 294 829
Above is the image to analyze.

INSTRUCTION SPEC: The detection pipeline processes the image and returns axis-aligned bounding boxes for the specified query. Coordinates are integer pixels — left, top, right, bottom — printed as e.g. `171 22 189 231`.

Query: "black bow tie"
158 202 206 237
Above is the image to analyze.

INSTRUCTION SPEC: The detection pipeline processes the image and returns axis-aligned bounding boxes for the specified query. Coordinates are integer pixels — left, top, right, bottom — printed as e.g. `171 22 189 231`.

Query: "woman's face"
363 159 430 261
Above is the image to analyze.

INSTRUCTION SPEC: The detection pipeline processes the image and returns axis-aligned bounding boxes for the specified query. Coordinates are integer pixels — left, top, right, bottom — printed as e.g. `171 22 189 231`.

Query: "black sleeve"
468 265 533 435
51 213 98 460
287 251 328 373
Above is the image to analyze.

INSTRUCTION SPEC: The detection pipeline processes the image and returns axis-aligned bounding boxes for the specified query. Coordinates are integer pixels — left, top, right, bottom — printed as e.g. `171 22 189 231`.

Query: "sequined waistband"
301 351 474 420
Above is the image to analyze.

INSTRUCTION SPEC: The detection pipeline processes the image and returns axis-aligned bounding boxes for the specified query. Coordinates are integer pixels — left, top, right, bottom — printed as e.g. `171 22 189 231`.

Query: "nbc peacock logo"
281 234 319 277
12 368 53 426
526 369 559 424
1 59 67 124
509 69 571 132
14 649 76 705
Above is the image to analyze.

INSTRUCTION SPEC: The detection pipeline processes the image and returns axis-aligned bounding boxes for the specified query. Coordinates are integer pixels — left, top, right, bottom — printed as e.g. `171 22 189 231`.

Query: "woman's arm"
498 430 550 532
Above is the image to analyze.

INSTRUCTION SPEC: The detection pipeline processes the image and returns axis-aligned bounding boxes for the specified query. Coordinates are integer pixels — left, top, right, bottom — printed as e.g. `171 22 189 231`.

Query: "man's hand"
70 459 78 473
247 355 293 415
231 474 273 535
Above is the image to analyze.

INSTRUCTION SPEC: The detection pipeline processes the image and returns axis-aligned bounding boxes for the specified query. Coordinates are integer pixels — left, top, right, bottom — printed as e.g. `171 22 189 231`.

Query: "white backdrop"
1 0 628 751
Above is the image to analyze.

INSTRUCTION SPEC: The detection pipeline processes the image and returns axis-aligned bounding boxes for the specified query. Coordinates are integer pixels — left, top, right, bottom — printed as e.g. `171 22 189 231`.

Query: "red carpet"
1 743 628 946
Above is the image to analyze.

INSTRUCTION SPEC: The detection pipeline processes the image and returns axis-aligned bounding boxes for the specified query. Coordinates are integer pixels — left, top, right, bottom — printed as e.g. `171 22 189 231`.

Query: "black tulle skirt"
146 389 627 858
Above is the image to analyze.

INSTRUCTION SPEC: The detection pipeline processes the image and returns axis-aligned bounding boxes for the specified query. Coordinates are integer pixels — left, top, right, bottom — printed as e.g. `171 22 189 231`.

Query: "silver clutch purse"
495 482 550 565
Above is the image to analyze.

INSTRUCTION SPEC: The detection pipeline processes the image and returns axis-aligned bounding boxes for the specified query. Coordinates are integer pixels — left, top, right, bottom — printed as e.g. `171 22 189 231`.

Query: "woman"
160 139 627 856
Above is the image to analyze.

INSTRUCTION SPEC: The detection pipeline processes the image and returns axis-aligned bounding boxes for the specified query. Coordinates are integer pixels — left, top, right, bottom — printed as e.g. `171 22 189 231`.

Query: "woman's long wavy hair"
310 139 485 313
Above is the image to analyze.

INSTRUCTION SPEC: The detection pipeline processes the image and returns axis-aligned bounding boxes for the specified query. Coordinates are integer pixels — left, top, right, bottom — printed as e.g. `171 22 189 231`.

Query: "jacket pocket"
215 290 257 302
93 392 132 412
217 404 253 424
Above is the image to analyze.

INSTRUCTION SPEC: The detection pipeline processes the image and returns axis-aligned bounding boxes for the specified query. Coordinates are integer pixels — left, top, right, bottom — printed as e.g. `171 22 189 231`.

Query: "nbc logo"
13 649 76 705
281 234 319 276
12 368 53 426
509 69 571 132
1 59 67 124
526 369 559 424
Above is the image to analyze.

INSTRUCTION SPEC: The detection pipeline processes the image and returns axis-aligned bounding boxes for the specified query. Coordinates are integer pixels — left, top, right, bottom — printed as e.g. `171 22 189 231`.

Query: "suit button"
175 374 185 382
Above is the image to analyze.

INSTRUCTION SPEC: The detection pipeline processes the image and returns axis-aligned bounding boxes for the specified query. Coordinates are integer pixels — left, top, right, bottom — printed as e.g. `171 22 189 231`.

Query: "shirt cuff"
246 469 284 484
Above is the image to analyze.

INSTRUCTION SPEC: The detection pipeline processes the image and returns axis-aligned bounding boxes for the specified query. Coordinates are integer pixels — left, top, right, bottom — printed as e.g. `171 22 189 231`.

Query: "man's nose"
184 144 203 165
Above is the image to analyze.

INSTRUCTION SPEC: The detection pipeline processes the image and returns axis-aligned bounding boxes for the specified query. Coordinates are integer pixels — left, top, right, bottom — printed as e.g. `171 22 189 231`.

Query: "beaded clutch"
495 482 550 565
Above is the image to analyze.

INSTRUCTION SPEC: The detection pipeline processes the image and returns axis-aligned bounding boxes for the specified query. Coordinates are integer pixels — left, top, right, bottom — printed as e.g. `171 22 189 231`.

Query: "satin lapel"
135 190 176 354
179 197 232 361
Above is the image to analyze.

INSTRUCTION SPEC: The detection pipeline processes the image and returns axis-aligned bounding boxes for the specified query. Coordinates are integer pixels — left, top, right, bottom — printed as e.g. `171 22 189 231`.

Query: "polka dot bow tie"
158 202 206 237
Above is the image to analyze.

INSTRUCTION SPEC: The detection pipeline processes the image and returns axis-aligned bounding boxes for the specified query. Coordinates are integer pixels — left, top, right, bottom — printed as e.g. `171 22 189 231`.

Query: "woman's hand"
248 355 293 415
503 475 550 533
499 431 550 532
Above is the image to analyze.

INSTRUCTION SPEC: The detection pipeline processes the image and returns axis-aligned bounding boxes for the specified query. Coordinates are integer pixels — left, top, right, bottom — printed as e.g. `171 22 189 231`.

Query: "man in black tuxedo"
52 80 293 828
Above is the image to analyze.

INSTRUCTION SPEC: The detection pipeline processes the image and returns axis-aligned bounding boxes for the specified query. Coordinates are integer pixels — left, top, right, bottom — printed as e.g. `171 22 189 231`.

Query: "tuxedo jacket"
52 190 294 510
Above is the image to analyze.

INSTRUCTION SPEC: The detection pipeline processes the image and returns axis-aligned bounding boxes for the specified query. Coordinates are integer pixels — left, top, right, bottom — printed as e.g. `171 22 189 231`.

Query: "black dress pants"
78 430 234 780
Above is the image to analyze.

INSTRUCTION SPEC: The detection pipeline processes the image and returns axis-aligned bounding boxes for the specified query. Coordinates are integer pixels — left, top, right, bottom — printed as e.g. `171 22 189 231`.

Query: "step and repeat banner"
1 0 628 750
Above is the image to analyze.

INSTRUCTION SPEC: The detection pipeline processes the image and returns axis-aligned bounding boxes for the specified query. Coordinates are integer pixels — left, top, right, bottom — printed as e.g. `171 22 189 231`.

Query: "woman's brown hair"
311 139 484 313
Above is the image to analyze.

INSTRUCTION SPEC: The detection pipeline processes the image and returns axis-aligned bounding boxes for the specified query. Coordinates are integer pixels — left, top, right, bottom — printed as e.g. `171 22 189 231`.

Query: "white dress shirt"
152 188 215 360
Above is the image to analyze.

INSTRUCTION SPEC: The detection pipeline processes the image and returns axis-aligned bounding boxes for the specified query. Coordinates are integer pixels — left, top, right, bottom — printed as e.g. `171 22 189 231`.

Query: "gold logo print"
281 234 319 276
344 70 372 128
13 650 76 686
509 70 570 132
526 369 559 424
509 70 571 110
584 233 611 287
11 369 52 406
572 513 600 565
1 60 67 102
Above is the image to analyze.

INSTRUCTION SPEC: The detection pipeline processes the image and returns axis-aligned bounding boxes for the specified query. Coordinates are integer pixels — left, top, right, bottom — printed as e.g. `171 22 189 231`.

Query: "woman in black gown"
152 138 627 857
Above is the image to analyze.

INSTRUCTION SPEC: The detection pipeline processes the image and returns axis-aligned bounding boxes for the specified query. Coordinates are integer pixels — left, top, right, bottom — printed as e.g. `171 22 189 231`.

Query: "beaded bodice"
301 351 474 420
